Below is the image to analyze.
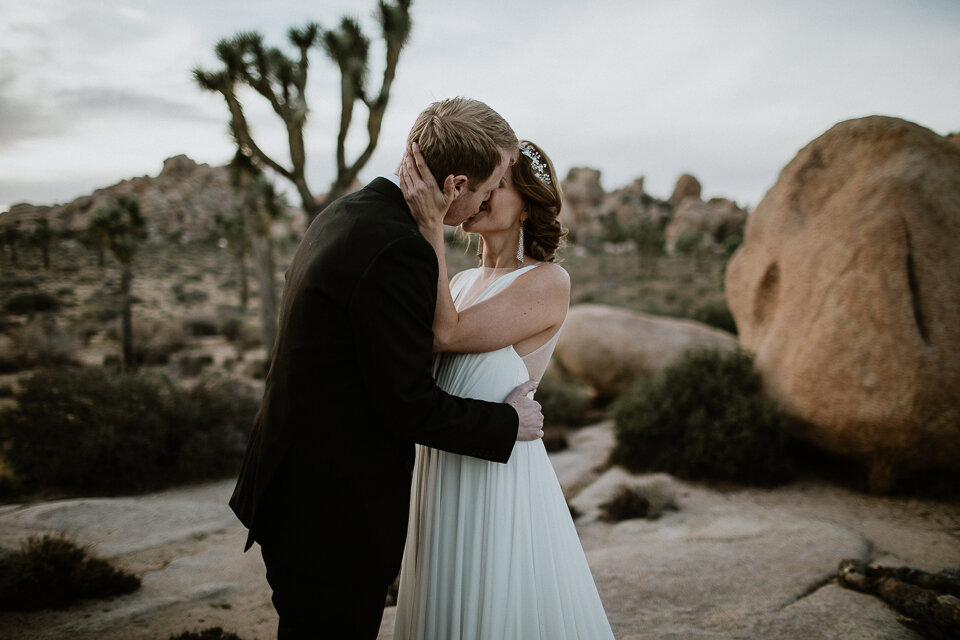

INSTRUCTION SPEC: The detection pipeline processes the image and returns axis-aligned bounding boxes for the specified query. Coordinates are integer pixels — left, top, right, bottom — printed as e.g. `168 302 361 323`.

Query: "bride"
393 140 615 639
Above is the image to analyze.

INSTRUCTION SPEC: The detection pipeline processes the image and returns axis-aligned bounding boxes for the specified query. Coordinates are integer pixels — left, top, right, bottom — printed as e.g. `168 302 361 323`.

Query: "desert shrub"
598 482 679 523
135 316 188 365
0 367 258 495
537 373 595 428
3 291 60 315
542 429 569 453
81 301 120 323
611 348 794 486
173 354 215 378
0 533 140 611
172 282 210 305
0 275 36 289
674 231 706 255
182 311 219 337
219 315 245 342
598 485 651 522
11 316 79 367
691 300 738 335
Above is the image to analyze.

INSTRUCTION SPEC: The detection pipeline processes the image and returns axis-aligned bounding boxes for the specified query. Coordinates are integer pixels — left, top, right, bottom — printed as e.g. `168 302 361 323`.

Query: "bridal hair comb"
520 144 552 185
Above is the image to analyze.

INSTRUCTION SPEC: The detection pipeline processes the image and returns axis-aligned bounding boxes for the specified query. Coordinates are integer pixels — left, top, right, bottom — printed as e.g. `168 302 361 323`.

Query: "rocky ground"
1 422 957 640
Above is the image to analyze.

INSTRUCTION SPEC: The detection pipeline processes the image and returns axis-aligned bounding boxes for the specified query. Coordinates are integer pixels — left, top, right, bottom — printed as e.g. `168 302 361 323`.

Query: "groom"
229 97 544 639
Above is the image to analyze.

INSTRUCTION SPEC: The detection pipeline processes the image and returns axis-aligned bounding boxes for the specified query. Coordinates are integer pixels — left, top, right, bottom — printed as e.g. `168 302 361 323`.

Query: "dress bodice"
447 264 564 383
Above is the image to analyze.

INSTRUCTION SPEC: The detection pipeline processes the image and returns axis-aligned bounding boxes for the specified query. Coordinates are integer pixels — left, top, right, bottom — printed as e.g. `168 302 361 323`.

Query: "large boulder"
725 115 960 490
560 167 604 240
553 304 739 398
668 173 702 207
600 177 672 232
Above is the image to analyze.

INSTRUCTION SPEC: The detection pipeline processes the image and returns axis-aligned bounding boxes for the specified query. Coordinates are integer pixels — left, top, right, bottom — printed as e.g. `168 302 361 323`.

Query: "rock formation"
665 197 747 254
668 173 702 207
0 155 256 243
559 167 605 240
552 304 739 398
725 115 960 490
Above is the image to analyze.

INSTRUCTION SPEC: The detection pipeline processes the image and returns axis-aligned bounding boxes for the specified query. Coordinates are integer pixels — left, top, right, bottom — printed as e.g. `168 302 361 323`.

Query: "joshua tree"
1 221 22 267
227 147 285 356
87 196 147 372
627 217 665 277
194 0 412 224
31 218 54 269
216 208 251 310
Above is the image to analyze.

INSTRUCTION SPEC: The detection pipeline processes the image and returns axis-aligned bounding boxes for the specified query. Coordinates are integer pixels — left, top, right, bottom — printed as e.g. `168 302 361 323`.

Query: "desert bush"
11 316 79 367
598 485 652 522
611 348 794 486
172 282 210 305
542 429 569 453
0 367 259 495
182 311 219 337
3 290 60 315
169 628 244 640
0 533 140 611
219 315 245 342
135 316 188 365
674 231 706 255
0 275 36 289
598 481 679 522
537 373 596 428
691 300 738 335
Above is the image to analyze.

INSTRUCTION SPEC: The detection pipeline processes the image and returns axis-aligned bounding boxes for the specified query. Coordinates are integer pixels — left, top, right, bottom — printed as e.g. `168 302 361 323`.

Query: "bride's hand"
399 142 456 235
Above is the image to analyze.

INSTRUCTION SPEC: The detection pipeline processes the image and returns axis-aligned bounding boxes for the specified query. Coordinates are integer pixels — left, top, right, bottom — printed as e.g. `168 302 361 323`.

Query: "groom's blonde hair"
406 97 518 190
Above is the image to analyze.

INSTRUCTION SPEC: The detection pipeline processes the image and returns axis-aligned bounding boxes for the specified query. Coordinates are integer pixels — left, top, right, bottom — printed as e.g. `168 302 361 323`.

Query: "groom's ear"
452 175 469 194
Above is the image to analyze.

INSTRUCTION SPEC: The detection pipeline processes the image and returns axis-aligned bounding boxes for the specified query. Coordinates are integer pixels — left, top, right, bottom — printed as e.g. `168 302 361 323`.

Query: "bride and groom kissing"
229 97 615 639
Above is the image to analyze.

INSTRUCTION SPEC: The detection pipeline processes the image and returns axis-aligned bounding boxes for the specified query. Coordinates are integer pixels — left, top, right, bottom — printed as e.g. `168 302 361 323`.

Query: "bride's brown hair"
514 140 566 262
475 140 567 263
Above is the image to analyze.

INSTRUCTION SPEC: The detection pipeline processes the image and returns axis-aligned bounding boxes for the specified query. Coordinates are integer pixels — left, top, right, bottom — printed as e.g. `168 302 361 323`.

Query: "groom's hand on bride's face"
505 380 544 442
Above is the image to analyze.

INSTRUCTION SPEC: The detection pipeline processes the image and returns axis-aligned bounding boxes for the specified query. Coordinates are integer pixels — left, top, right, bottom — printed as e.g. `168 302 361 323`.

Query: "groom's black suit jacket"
229 178 518 586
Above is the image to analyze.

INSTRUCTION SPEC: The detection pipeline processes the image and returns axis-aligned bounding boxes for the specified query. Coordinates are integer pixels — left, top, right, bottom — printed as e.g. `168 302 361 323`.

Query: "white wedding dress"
392 264 615 640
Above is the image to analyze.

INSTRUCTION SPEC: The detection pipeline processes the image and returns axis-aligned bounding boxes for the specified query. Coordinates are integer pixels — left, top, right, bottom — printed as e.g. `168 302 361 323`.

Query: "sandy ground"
0 424 957 640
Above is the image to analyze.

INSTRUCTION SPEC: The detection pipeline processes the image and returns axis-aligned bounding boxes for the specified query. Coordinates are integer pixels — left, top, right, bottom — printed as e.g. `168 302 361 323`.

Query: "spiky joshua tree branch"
194 0 412 225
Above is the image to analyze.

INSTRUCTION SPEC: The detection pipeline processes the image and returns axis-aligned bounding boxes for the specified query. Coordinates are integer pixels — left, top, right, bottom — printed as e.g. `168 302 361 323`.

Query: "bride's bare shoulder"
523 262 570 294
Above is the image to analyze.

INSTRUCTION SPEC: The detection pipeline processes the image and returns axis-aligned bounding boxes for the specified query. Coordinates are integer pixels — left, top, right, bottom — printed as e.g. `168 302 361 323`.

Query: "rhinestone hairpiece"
520 144 552 185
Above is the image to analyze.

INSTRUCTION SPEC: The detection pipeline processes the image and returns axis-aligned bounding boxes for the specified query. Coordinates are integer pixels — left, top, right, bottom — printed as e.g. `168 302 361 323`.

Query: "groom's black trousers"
262 545 386 639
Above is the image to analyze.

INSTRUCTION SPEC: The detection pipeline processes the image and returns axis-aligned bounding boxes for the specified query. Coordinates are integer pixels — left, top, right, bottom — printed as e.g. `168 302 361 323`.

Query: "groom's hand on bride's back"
505 380 544 441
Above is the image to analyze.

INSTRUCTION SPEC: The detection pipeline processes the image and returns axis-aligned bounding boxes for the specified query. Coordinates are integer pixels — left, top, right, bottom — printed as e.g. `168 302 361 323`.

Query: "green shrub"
598 485 651 522
219 315 245 342
0 367 259 495
0 534 140 611
537 373 596 428
598 482 678 522
691 300 738 335
135 316 188 365
3 291 60 314
611 348 793 486
12 316 79 367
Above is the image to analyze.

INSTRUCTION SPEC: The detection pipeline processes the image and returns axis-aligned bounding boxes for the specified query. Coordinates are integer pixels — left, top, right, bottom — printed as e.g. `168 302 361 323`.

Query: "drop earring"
517 225 525 267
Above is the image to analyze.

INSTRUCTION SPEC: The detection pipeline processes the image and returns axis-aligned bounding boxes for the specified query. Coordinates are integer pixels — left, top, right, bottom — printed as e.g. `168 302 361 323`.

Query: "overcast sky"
1 0 958 213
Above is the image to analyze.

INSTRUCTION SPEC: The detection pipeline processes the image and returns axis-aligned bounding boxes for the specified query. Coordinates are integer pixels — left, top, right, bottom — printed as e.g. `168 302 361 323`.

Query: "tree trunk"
41 244 50 270
9 242 18 267
838 560 960 639
120 263 135 372
237 250 248 311
247 212 278 357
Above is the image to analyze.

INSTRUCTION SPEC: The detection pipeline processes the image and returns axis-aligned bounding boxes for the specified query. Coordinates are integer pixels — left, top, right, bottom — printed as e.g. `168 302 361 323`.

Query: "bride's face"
443 150 512 227
461 169 524 235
